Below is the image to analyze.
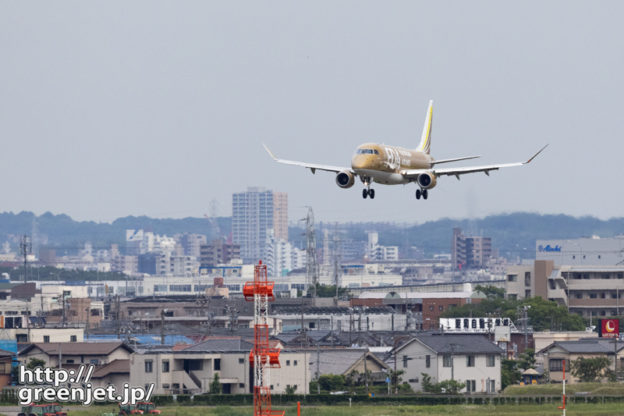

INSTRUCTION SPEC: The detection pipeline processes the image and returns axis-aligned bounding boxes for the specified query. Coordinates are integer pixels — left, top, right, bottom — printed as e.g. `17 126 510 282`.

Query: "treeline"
441 285 586 331
0 265 130 281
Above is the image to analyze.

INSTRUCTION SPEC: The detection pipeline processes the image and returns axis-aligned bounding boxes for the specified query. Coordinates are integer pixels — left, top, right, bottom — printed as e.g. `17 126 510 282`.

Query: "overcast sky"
1 1 623 224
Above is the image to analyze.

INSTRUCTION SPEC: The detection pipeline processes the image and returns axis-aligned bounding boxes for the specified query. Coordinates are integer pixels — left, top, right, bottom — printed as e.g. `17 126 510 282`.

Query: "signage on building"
599 319 620 338
537 244 562 253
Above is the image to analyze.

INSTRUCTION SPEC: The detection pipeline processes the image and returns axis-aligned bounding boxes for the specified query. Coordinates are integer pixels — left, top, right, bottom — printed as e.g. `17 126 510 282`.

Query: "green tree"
314 284 348 298
389 369 404 387
284 385 297 395
318 374 346 391
27 358 46 369
501 359 521 389
570 357 611 382
438 379 466 394
474 285 505 299
209 373 221 394
517 349 536 370
421 373 440 393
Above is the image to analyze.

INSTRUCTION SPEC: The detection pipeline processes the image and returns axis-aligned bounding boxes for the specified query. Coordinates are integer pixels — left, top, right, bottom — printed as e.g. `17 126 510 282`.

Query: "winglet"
524 144 549 164
263 143 278 160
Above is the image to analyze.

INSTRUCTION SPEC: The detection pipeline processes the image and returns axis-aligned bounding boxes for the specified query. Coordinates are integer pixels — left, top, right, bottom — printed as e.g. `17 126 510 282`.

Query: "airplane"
263 101 547 200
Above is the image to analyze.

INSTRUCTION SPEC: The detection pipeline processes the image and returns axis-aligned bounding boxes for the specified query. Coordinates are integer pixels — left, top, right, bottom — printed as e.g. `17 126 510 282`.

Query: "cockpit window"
356 149 379 155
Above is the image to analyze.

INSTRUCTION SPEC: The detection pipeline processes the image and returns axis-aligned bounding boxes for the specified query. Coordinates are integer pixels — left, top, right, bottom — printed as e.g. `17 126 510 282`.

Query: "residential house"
19 341 133 368
537 338 624 383
393 334 504 394
129 338 310 395
0 349 14 389
309 348 389 386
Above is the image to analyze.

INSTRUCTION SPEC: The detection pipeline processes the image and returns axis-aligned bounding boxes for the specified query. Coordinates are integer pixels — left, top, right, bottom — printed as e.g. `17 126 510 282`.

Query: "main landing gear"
363 188 375 199
415 189 428 200
362 180 375 199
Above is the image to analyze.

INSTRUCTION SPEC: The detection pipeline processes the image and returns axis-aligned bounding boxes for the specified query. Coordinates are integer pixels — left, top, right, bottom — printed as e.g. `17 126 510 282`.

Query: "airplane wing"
263 144 353 174
401 145 548 180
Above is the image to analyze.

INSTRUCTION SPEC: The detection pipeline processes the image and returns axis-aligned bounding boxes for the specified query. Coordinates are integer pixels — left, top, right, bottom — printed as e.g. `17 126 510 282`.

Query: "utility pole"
364 351 369 395
19 235 32 283
450 343 456 381
316 344 321 394
332 232 341 307
160 309 166 344
302 207 318 298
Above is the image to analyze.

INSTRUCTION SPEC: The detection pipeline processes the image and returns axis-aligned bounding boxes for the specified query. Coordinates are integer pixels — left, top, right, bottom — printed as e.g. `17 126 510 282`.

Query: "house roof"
538 339 624 355
180 338 253 353
310 349 388 376
0 348 15 358
19 342 133 356
397 334 504 355
92 359 130 378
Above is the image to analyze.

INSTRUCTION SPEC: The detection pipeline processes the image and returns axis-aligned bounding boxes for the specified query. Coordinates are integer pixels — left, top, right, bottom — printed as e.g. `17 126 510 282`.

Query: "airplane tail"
417 100 433 154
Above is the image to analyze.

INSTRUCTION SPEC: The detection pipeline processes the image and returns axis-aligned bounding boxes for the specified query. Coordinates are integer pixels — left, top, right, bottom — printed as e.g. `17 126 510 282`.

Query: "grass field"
59 403 624 416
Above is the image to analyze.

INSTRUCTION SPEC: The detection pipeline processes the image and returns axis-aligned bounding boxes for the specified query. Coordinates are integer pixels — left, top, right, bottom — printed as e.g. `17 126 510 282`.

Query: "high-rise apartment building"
232 187 288 263
452 228 492 270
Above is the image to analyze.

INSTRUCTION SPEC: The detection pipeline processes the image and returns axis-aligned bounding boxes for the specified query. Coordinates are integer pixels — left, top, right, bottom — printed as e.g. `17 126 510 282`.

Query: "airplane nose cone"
351 155 369 170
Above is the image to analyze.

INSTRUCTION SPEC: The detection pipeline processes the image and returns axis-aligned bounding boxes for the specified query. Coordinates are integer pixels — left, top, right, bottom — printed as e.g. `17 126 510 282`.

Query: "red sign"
600 319 620 338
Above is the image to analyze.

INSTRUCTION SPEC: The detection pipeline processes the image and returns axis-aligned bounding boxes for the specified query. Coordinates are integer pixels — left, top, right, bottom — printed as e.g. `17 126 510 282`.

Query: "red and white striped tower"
243 261 284 416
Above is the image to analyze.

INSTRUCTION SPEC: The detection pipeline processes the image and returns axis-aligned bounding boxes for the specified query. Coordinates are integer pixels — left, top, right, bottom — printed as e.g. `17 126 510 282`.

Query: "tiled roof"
20 342 132 356
399 334 504 355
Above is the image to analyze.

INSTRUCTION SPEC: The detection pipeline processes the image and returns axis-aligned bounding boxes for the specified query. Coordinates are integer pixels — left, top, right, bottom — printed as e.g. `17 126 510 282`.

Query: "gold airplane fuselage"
351 143 432 185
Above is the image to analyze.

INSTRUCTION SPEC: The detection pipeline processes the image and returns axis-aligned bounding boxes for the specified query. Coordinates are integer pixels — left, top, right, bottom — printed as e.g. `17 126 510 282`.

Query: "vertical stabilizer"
417 100 433 154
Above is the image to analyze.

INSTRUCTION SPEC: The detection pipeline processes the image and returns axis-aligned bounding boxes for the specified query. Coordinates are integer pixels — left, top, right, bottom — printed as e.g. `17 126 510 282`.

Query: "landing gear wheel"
423 189 428 200
362 189 368 199
369 189 375 199
415 189 421 200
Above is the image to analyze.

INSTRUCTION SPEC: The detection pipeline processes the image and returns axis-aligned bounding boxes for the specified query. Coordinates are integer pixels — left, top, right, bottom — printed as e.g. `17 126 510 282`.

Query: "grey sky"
1 2 623 224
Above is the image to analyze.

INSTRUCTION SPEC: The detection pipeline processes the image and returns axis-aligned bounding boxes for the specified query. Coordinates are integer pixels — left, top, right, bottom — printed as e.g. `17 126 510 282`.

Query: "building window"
70 335 77 342
486 355 496 367
549 359 563 372
507 274 517 282
145 360 153 373
467 355 475 367
525 290 531 298
590 293 597 299
162 360 170 373
214 359 221 371
524 272 531 287
286 360 291 366
426 355 431 368
162 384 170 389
443 355 452 367
402 355 409 368
43 336 50 343
439 305 444 312
293 360 298 366
239 358 245 364
429 305 434 311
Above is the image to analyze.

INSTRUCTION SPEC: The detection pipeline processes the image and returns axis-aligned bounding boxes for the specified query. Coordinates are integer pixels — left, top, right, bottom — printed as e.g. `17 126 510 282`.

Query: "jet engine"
417 172 437 189
335 170 355 189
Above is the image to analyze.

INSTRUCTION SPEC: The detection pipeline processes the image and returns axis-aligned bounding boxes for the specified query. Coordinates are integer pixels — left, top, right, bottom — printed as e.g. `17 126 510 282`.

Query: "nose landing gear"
362 180 375 199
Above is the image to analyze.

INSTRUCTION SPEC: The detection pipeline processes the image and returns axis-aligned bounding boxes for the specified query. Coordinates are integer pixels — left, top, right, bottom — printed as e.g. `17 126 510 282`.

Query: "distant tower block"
243 261 284 416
